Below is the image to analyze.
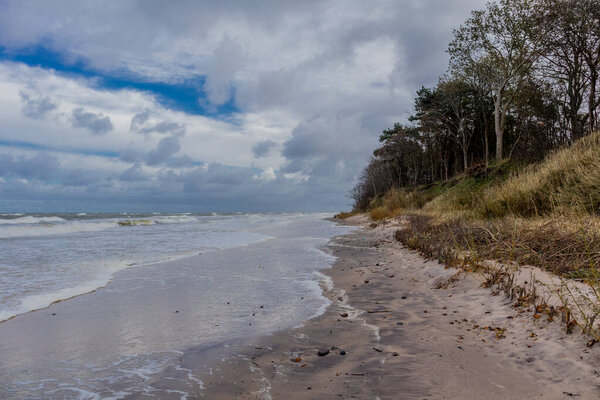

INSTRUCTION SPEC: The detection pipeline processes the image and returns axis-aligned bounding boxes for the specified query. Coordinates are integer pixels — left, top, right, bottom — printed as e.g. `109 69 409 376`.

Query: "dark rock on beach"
317 348 330 356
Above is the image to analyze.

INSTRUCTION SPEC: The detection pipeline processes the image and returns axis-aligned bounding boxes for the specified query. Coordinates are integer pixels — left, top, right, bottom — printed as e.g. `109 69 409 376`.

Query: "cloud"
254 167 276 181
119 148 142 163
19 91 57 119
0 151 60 180
130 109 185 135
146 135 181 166
120 163 147 182
251 139 276 158
0 0 488 211
203 36 244 105
71 108 113 135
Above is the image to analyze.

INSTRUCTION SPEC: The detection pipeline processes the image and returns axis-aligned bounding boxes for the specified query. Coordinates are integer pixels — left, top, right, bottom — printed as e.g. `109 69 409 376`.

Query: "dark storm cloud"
71 108 113 135
19 91 57 119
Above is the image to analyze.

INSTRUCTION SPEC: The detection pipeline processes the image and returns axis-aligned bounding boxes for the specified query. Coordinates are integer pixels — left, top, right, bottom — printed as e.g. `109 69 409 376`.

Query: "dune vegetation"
340 0 600 338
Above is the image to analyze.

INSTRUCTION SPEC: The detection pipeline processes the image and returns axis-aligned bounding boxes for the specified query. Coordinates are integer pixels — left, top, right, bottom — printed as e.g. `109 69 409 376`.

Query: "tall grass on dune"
479 132 600 218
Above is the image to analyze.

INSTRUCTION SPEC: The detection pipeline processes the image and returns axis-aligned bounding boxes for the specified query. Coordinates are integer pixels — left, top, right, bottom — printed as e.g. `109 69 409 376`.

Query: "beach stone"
396 321 403 325
364 280 370 283
340 312 349 318
392 352 399 356
401 295 407 299
317 348 330 356
340 350 347 355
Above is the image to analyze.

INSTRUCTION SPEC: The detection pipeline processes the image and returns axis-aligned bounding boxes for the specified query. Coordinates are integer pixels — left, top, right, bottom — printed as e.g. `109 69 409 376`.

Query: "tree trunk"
484 124 489 166
459 118 468 171
589 69 598 133
494 90 504 161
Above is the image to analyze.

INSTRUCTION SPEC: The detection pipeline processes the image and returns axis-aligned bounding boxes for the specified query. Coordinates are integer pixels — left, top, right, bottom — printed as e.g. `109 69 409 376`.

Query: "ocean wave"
152 215 197 224
0 216 66 225
0 262 126 323
117 219 155 226
0 221 117 239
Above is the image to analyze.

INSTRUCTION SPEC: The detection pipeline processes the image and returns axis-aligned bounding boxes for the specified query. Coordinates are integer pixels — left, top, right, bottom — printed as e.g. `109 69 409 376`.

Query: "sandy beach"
191 216 600 399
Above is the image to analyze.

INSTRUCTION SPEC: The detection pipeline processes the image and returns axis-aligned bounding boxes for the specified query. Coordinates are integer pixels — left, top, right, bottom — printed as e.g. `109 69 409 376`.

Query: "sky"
0 0 486 212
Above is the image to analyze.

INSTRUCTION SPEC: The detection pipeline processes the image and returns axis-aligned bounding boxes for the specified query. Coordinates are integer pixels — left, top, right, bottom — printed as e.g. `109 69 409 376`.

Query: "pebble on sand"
318 349 330 356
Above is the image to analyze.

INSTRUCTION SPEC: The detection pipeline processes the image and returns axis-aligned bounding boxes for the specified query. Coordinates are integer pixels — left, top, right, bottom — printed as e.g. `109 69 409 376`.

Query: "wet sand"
191 217 600 399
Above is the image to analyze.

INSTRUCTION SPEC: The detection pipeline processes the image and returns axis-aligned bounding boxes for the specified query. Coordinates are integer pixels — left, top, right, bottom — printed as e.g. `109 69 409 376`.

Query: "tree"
449 0 544 160
437 77 477 170
576 0 600 134
540 0 600 142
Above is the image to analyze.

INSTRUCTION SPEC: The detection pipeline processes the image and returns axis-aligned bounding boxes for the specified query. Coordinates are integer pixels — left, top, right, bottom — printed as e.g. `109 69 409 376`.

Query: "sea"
0 212 353 399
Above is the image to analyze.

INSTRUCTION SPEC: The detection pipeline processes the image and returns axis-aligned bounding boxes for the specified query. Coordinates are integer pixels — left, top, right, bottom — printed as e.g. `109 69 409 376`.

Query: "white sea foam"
0 216 66 224
0 221 117 239
0 266 119 322
153 215 197 224
313 271 335 291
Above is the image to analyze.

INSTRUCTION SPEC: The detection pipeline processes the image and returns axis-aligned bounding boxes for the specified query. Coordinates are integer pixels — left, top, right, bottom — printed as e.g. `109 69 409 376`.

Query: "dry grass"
425 161 515 214
395 213 600 276
370 206 391 221
334 211 360 219
479 131 600 218
366 188 439 221
395 212 600 339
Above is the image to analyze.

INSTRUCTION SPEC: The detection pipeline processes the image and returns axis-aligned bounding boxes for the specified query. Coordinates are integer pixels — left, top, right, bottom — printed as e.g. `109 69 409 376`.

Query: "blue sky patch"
0 45 239 117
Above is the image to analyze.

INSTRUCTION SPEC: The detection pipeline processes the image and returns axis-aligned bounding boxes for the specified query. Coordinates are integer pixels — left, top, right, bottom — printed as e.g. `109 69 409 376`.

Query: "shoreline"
0 214 351 399
194 216 600 399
